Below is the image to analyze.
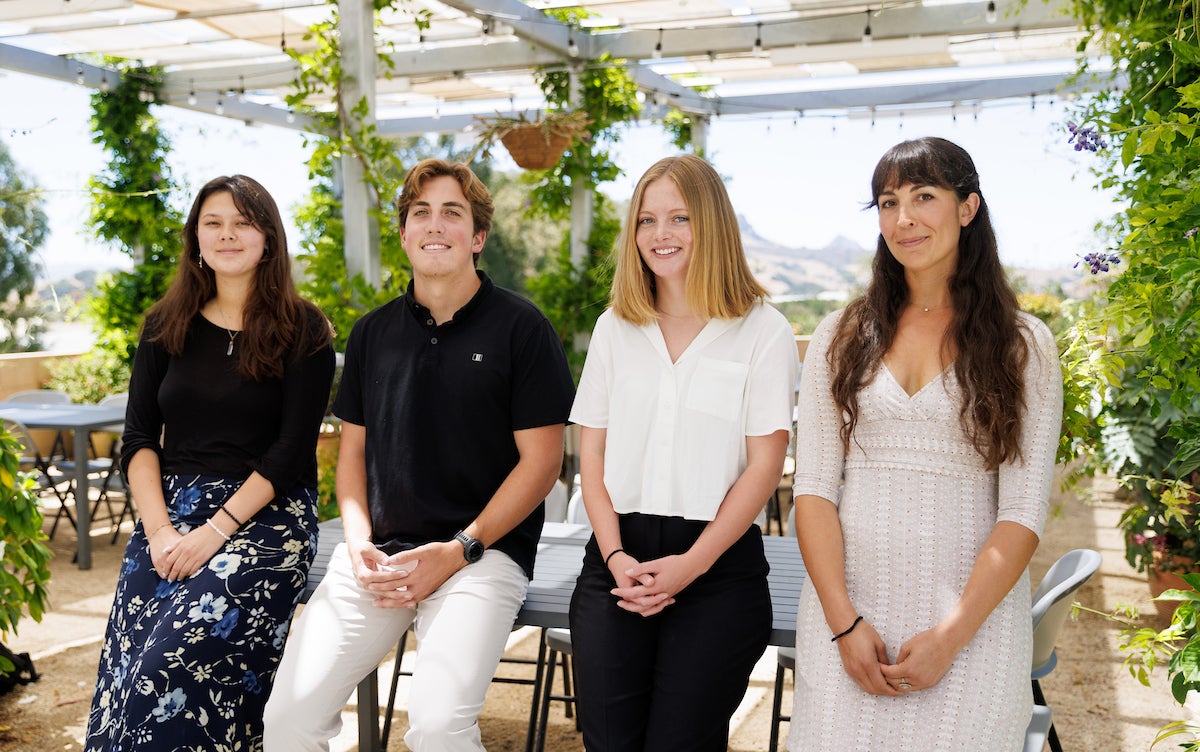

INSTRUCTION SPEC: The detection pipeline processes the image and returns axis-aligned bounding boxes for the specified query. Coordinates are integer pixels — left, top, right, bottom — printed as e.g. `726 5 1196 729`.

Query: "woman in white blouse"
568 154 800 751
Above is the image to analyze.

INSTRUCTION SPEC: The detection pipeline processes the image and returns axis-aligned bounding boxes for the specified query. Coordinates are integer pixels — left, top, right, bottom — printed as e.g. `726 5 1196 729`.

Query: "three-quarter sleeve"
247 318 336 494
996 313 1063 536
119 323 170 477
792 310 847 506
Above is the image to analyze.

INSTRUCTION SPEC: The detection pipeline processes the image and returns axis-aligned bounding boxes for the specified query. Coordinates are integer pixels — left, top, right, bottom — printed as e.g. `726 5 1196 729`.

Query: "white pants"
263 542 528 752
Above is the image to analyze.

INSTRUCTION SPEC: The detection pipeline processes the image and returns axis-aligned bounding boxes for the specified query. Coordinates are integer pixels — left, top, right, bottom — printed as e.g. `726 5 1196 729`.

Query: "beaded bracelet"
604 548 626 567
831 615 864 642
219 506 245 528
205 518 231 542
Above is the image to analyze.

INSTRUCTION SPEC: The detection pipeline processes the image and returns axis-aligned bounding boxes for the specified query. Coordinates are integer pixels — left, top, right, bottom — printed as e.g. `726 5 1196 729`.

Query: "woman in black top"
85 175 334 752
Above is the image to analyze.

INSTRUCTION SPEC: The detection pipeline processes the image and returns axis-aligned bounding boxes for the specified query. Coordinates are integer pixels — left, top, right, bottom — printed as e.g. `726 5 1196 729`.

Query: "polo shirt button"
431 337 438 344
427 318 434 325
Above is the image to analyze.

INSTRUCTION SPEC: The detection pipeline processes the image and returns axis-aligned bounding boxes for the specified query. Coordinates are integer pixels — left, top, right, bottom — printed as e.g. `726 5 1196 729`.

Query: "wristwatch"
454 530 485 563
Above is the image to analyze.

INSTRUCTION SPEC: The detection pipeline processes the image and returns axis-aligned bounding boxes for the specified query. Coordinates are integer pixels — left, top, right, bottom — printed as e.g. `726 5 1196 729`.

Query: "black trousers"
568 513 772 752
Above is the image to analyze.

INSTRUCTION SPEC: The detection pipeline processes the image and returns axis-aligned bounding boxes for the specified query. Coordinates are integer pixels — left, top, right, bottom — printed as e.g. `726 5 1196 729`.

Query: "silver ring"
898 681 913 691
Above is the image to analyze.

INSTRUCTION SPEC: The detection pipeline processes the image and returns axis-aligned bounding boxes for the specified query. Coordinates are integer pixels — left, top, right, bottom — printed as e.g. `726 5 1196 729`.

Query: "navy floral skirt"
85 475 318 752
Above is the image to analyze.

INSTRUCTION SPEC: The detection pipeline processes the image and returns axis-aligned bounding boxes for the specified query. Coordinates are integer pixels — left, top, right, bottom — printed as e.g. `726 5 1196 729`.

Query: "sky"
1 68 1121 281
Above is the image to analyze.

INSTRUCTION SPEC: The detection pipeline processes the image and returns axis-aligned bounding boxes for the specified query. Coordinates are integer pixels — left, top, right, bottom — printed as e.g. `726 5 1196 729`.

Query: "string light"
237 76 246 103
567 33 579 58
215 97 225 115
752 23 763 58
652 28 663 59
861 10 872 47
75 66 84 85
187 81 197 106
481 15 492 43
986 1 997 24
99 74 109 93
286 109 296 124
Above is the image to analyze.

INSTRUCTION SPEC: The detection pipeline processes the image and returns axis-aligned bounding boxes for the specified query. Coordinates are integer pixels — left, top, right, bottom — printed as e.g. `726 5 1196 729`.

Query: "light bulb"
753 23 763 58
861 12 872 47
75 67 84 85
215 98 225 115
986 1 997 24
286 109 296 124
567 35 579 58
652 29 663 60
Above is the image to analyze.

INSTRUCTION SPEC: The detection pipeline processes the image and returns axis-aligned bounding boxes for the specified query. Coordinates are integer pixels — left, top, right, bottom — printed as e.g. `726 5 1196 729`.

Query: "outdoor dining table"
0 400 127 570
303 517 807 752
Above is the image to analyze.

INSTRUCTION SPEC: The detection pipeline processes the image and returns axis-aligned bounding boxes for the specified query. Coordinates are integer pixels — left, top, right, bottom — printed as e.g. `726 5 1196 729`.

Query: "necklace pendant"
227 341 234 356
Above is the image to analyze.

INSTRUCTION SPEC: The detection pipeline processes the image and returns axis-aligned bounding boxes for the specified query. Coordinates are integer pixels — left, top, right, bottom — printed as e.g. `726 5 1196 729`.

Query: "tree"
0 141 49 353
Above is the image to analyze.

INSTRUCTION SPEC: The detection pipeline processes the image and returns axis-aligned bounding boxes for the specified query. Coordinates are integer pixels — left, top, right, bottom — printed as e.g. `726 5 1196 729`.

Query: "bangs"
870 142 951 203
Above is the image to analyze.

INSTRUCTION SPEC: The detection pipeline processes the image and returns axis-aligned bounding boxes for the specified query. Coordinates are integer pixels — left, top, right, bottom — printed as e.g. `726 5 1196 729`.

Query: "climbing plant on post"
285 0 428 349
523 47 642 376
85 63 183 364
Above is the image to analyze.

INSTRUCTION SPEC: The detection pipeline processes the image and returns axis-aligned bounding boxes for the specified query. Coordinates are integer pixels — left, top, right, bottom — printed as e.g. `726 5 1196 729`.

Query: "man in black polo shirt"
265 159 575 752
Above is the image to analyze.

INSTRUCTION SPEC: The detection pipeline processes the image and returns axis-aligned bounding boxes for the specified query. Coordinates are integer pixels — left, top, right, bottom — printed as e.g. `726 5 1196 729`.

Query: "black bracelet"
604 548 626 567
830 615 864 642
219 506 245 528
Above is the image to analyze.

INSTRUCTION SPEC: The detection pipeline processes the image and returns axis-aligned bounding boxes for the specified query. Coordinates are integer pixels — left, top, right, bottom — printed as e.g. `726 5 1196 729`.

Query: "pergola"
0 0 1114 279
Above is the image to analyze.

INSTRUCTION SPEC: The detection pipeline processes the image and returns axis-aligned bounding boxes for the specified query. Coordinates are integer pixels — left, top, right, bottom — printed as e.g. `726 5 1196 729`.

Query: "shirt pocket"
686 357 749 423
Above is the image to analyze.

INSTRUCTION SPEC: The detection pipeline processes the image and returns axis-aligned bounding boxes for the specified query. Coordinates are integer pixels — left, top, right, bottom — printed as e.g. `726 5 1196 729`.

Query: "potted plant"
0 425 53 683
472 109 593 170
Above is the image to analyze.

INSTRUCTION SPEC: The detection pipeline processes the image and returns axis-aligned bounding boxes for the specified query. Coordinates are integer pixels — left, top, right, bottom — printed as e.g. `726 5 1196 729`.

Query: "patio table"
0 400 127 570
303 518 807 752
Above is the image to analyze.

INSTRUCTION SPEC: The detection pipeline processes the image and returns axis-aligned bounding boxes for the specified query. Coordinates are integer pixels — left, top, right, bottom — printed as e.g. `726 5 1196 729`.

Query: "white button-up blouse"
570 301 800 521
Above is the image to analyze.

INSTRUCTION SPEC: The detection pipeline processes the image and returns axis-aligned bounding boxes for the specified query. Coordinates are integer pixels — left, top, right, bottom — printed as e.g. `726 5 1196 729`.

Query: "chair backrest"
3 419 40 464
5 389 71 404
99 392 129 436
1030 548 1102 678
544 478 569 523
565 487 590 527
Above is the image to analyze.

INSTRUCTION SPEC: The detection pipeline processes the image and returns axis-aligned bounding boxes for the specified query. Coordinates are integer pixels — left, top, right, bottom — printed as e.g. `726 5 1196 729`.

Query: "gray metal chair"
4 389 72 464
3 418 66 500
1028 548 1102 752
770 505 798 750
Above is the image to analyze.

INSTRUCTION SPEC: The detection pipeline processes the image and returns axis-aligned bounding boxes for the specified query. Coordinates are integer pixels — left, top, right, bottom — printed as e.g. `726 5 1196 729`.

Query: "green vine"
85 62 183 364
284 0 426 348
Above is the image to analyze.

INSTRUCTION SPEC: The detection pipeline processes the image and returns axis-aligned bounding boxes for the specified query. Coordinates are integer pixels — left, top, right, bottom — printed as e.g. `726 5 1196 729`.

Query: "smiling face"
876 182 978 279
400 174 486 281
634 177 693 286
196 190 266 282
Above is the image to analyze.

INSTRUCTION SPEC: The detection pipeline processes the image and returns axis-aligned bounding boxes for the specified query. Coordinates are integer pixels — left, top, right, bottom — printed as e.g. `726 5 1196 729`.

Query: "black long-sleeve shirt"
121 312 335 494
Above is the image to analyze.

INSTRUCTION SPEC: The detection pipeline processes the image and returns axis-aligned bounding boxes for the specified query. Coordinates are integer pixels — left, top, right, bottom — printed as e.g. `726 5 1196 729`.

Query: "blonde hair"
610 155 767 325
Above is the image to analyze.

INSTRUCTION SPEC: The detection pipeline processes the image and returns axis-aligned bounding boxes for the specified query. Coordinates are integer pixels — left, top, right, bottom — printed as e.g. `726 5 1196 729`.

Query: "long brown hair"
146 174 331 380
828 137 1028 470
610 154 768 325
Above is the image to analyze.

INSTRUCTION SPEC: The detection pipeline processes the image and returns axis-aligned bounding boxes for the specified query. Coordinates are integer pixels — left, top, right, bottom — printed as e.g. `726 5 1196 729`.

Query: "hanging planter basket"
472 110 593 171
500 125 573 170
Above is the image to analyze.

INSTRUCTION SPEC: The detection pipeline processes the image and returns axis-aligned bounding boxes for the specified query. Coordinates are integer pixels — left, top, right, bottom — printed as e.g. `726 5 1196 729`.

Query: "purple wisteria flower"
1067 121 1108 152
1074 251 1122 274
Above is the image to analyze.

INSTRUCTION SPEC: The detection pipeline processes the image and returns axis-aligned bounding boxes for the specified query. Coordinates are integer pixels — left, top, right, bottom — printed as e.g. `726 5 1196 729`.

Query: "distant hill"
738 215 872 300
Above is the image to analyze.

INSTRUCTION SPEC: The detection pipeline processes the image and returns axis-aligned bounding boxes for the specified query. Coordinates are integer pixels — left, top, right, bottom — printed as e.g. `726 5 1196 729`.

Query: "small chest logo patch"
472 353 484 362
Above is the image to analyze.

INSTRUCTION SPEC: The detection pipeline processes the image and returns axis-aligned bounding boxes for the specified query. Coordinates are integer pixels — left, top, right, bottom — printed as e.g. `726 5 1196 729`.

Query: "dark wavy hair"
146 174 331 380
827 137 1029 470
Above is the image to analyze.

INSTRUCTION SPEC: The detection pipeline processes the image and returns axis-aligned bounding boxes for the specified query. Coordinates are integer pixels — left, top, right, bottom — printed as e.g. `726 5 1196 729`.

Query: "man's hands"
349 539 467 608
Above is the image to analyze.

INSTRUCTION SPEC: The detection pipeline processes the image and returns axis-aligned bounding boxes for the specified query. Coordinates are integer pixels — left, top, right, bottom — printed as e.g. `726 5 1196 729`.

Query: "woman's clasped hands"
608 551 705 617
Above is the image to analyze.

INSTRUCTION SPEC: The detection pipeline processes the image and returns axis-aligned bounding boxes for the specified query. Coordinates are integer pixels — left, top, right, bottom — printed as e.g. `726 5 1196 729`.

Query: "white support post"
339 0 381 288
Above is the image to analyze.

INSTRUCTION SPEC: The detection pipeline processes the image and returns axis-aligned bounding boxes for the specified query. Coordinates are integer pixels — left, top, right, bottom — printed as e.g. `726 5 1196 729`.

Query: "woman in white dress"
788 137 1062 751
